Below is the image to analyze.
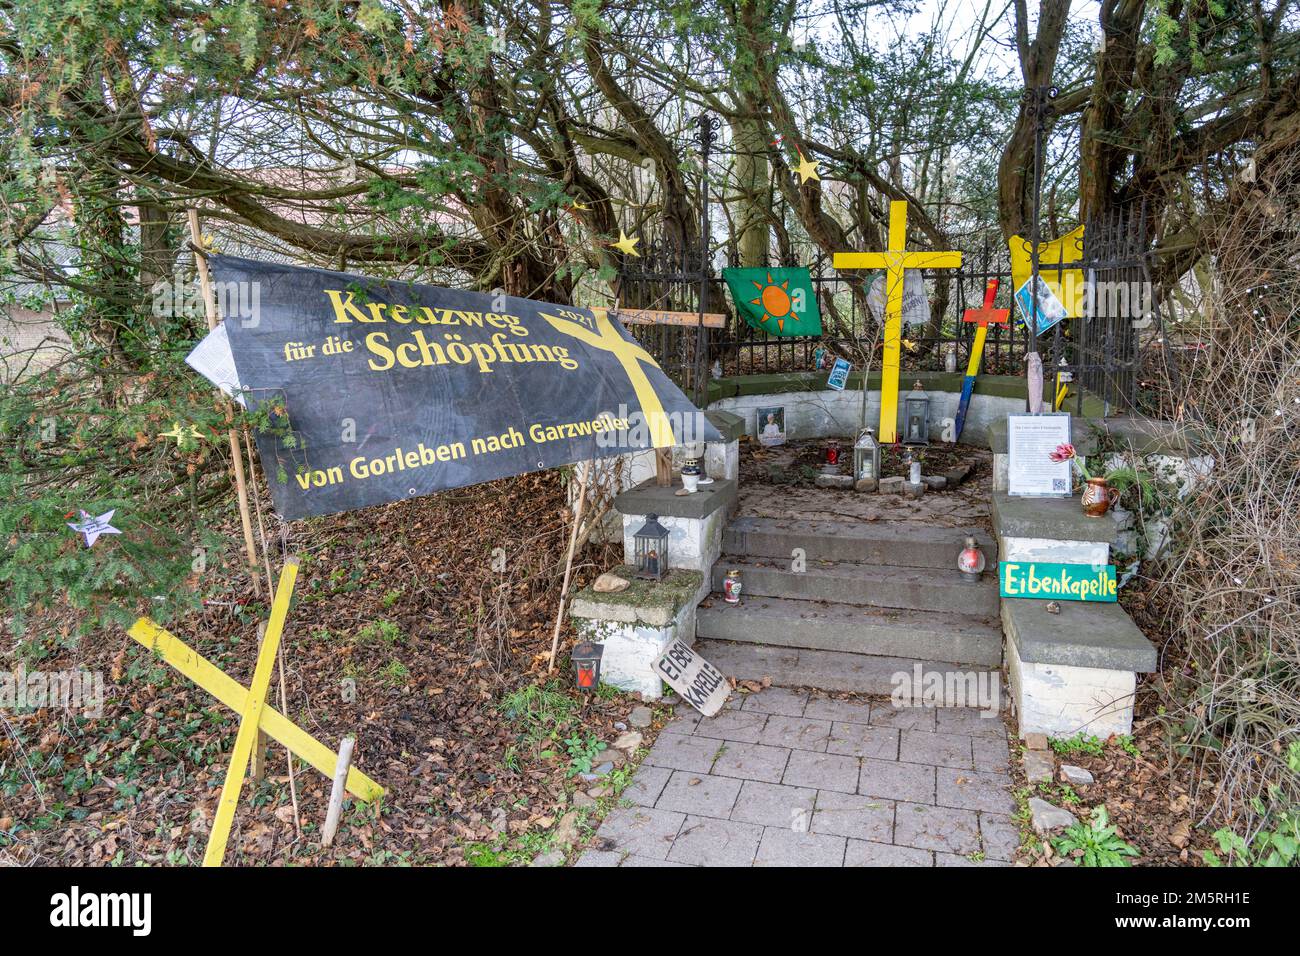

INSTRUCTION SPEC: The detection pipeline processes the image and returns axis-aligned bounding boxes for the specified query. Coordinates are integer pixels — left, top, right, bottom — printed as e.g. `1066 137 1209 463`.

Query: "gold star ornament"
611 230 641 257
794 149 821 184
159 422 206 446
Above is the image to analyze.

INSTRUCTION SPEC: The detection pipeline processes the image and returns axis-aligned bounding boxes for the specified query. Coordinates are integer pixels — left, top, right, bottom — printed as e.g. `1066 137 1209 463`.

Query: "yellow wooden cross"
540 309 676 448
125 557 384 866
833 201 962 443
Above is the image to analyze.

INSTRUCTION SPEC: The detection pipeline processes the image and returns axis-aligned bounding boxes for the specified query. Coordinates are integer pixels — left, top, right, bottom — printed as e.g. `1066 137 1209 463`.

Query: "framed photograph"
756 405 787 447
1006 412 1072 497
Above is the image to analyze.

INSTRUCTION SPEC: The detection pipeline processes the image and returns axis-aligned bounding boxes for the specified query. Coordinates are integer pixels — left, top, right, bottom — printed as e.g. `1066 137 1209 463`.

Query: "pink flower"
1049 442 1076 463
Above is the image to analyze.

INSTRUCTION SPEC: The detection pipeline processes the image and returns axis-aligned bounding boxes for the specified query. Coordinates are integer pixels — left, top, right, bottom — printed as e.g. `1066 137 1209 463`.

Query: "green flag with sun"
723 267 822 338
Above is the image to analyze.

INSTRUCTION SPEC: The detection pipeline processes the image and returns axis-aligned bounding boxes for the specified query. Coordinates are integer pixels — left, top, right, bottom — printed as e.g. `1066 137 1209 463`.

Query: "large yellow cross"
833 201 962 443
126 558 384 866
540 309 676 448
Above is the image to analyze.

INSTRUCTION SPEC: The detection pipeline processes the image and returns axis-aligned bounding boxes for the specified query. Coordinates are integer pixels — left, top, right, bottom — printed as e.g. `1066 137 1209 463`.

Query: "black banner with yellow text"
200 255 719 519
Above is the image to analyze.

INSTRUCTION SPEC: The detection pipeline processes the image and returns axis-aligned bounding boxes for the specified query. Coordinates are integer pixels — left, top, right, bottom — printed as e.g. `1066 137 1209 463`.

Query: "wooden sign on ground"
655 639 730 716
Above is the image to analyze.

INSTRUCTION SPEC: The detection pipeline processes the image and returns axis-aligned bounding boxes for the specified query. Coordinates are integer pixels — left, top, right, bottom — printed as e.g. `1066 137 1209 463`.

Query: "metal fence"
617 207 1170 415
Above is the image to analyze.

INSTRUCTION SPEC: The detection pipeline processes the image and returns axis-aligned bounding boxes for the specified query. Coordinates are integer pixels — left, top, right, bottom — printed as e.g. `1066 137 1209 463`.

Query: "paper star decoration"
794 149 821 184
68 509 122 548
159 422 205 445
611 230 641 257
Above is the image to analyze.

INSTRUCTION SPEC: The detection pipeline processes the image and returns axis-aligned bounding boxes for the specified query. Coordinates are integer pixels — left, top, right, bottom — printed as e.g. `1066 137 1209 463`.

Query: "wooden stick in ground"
321 736 356 849
654 448 672 486
547 458 593 674
188 208 262 598
250 621 269 782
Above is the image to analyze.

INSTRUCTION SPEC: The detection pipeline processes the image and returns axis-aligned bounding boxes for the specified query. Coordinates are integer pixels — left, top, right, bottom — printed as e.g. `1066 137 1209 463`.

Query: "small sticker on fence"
655 640 730 716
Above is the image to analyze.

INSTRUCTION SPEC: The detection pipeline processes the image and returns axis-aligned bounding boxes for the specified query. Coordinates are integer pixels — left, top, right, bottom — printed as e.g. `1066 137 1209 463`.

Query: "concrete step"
695 595 1003 667
694 639 1002 698
724 516 995 569
711 557 999 616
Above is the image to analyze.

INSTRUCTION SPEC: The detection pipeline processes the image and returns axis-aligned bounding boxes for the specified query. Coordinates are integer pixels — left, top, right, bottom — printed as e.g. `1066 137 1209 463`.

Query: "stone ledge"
704 409 746 443
992 492 1117 544
614 477 736 520
569 567 704 627
988 417 1099 456
1085 416 1204 457
1002 598 1157 672
707 371 1050 404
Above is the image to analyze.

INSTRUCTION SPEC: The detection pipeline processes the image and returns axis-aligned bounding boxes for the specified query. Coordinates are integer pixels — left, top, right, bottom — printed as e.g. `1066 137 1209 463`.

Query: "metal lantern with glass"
854 427 880 481
632 513 670 581
903 381 931 446
571 641 604 691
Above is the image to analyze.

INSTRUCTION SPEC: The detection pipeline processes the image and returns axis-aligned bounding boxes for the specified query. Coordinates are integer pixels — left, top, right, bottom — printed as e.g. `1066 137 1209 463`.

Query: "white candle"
910 461 922 484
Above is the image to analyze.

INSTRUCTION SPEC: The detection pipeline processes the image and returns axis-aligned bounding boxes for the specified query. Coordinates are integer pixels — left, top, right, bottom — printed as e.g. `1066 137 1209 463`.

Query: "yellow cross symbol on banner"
833 201 962 443
126 557 384 866
540 309 676 448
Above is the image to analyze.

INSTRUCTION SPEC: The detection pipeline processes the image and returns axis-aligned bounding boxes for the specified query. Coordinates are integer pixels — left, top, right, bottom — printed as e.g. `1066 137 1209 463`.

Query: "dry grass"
1146 143 1300 839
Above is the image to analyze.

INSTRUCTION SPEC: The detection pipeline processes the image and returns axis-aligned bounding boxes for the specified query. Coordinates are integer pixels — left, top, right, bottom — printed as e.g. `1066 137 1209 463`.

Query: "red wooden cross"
962 278 1010 327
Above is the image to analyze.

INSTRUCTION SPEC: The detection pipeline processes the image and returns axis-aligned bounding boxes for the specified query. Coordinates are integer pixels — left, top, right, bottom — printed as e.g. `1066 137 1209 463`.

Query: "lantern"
903 381 931 446
571 641 604 691
854 427 880 481
633 512 669 581
956 535 986 584
681 457 702 494
825 439 841 467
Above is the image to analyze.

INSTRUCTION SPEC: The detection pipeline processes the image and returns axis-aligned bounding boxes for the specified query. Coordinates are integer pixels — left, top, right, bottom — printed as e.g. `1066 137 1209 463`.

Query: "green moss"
571 567 703 614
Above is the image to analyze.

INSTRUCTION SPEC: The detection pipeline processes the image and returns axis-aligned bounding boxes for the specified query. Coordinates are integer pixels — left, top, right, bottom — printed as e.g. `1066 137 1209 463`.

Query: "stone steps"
723 516 995 570
695 595 1003 667
710 556 999 617
694 639 1001 698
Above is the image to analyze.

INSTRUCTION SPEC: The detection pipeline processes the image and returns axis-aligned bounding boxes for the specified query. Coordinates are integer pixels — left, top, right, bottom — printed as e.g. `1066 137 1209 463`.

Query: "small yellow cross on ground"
833 200 962 443
126 557 384 867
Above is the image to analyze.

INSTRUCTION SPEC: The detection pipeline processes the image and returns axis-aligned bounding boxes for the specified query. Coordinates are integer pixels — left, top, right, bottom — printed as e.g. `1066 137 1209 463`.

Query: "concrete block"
615 477 736 521
992 492 1117 544
1002 598 1157 672
1007 639 1139 738
814 472 856 489
1000 535 1110 566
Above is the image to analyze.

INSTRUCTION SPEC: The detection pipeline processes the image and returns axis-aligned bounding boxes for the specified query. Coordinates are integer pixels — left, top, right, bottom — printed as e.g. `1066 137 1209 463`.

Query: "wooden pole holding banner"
321 736 356 849
548 458 593 674
188 209 262 598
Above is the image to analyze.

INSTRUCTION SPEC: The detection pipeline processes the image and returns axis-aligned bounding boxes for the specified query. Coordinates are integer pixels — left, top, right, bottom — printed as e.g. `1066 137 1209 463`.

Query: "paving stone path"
578 687 1018 867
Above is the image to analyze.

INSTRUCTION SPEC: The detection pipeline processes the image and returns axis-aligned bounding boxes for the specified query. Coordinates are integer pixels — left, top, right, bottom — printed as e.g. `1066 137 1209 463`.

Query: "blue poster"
827 357 851 391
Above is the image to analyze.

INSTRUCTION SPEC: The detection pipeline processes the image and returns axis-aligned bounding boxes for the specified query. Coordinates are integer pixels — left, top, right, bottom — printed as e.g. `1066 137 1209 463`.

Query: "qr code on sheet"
1052 478 1068 492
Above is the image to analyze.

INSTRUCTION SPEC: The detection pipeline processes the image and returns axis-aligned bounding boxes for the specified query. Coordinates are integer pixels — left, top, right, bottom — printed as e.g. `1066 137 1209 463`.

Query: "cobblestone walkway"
578 687 1018 867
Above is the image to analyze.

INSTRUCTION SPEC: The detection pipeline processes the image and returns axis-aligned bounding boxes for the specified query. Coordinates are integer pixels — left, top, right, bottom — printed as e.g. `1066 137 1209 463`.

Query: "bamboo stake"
547 459 593 674
188 209 262 598
242 428 300 833
321 736 356 849
250 622 269 782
